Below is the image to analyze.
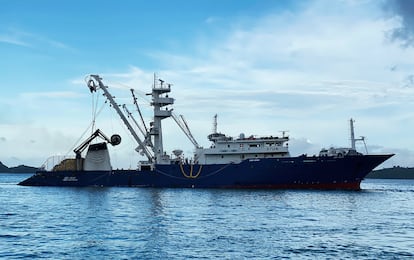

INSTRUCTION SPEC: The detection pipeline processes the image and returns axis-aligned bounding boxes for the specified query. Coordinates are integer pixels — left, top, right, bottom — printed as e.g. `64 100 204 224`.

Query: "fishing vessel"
19 74 393 189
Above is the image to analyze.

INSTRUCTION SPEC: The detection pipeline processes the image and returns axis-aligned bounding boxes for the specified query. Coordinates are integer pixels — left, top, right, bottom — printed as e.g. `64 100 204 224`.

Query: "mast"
149 75 174 163
122 104 147 138
130 89 149 134
350 118 368 153
122 104 153 148
350 118 356 150
87 75 154 162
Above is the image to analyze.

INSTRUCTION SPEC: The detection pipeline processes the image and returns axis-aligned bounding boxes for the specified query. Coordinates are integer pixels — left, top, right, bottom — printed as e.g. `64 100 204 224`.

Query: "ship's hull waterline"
19 154 393 190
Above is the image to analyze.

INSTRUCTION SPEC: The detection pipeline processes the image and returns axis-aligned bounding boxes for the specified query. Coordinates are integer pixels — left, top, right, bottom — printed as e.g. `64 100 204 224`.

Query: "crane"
87 75 154 162
122 104 153 148
172 113 201 149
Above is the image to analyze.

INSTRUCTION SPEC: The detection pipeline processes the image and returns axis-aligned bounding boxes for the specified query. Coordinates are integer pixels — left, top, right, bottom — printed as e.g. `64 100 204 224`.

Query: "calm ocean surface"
1 173 413 259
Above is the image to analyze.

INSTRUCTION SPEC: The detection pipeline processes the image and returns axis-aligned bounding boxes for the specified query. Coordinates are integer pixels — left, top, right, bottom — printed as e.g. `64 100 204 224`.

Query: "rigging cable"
91 87 101 134
65 97 107 158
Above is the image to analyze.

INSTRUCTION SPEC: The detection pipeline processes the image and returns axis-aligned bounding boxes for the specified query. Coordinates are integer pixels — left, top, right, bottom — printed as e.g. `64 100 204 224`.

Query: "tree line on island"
0 161 39 173
366 166 414 179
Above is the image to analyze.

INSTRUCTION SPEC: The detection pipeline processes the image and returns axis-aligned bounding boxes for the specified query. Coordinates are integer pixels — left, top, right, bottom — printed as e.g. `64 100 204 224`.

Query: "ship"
19 74 393 190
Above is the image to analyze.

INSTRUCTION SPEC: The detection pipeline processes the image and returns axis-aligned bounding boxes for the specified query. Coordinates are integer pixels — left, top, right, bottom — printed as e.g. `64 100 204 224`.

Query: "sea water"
0 173 413 259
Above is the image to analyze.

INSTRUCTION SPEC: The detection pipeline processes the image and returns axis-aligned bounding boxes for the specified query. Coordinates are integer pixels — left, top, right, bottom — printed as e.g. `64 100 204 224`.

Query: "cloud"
384 0 414 47
20 91 84 99
153 3 402 90
205 16 220 24
369 146 414 169
0 34 30 47
148 2 411 112
402 74 414 88
0 28 33 47
103 67 155 90
0 27 75 52
0 124 91 168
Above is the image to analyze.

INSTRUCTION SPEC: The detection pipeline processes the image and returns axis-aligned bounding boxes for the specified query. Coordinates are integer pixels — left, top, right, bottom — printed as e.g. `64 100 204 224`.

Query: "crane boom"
73 129 112 156
122 104 153 148
122 104 147 137
130 89 149 134
172 113 201 148
87 75 154 162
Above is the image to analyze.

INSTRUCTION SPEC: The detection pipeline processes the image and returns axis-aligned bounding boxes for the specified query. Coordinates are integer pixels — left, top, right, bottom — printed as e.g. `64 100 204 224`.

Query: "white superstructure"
194 132 290 164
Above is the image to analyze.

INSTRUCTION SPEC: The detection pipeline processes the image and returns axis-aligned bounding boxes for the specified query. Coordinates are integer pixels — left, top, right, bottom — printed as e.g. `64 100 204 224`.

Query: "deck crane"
87 75 154 162
122 104 153 148
130 89 149 134
73 129 121 171
172 113 201 149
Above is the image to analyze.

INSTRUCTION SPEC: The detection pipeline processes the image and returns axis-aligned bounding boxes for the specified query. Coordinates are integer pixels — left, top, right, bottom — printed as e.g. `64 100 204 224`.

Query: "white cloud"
205 16 220 24
0 124 80 167
20 91 83 99
0 27 75 52
0 34 30 47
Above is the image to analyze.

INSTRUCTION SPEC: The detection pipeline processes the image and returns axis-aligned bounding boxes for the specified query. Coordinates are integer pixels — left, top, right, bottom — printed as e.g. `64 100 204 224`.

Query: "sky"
1 0 414 169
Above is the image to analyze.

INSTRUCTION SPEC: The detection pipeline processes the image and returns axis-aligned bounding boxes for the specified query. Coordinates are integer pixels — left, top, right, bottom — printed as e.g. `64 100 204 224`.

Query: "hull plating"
19 155 393 190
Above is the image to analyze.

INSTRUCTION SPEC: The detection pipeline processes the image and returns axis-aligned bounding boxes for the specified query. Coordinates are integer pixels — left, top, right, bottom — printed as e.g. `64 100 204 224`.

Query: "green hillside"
0 161 39 173
367 167 414 179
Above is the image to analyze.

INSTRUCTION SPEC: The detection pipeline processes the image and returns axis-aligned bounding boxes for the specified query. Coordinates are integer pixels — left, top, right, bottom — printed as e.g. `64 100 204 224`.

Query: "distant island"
0 161 39 173
366 166 414 179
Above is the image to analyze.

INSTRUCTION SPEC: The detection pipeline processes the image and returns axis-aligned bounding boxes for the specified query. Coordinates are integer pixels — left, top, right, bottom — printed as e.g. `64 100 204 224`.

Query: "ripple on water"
1 175 414 259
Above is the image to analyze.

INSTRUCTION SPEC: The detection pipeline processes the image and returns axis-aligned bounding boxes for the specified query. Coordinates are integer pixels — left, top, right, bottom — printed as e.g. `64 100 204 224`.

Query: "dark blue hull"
19 155 393 190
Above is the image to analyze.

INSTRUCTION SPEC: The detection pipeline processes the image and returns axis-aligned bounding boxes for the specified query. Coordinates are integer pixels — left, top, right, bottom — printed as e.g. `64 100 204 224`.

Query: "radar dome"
172 149 183 157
